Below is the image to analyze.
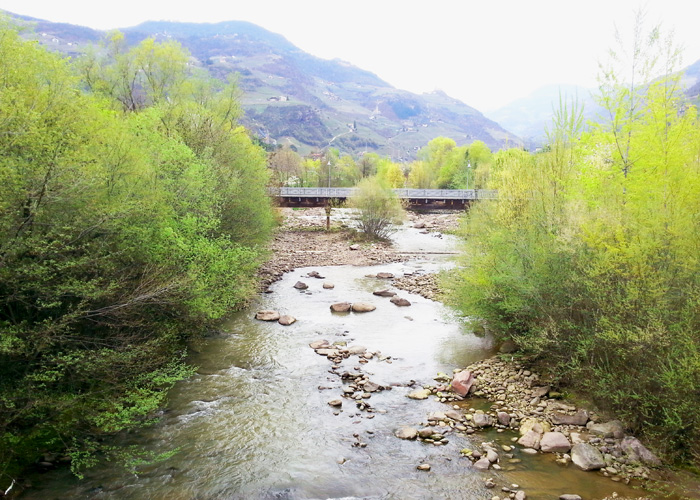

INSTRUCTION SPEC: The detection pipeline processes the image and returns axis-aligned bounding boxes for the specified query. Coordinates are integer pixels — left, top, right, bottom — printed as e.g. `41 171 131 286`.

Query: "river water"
21 223 656 499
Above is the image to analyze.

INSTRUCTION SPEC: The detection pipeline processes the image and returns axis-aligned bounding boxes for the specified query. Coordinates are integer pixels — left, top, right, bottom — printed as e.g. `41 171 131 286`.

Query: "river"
20 221 659 499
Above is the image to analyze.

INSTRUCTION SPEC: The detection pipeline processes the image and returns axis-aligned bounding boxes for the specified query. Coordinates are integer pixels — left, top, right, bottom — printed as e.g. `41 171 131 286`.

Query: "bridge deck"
273 187 496 207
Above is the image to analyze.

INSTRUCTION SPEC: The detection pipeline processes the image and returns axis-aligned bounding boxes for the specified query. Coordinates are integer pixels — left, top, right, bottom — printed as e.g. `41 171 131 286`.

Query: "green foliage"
0 27 273 481
348 177 404 240
407 137 491 189
451 18 700 463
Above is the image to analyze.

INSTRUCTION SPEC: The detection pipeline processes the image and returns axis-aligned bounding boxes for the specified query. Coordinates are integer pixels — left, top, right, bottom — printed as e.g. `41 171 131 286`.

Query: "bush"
0 27 274 481
449 49 700 462
348 177 404 240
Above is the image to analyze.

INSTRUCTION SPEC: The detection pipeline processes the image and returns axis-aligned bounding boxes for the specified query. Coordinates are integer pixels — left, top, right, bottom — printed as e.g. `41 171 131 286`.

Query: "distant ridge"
7 13 521 157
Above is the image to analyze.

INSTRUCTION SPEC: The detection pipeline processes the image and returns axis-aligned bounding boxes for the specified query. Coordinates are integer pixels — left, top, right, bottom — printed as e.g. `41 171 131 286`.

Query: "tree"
0 26 274 480
349 177 404 240
451 14 700 462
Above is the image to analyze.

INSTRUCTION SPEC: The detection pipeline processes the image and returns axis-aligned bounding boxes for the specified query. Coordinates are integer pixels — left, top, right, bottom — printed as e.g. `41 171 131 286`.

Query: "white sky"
1 0 699 111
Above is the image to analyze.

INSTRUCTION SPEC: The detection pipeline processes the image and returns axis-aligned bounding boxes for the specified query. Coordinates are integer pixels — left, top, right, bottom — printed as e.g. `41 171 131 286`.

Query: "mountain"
486 85 602 149
488 59 700 149
6 13 521 158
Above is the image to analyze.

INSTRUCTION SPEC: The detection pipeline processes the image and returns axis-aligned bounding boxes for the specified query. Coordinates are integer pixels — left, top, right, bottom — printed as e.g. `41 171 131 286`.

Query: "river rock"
517 430 542 450
362 381 381 393
323 282 335 289
407 388 431 400
451 370 475 396
278 315 296 325
328 399 342 407
373 289 396 297
497 411 511 426
419 428 434 438
519 418 551 436
473 457 491 471
514 491 526 500
445 409 463 422
315 348 340 357
551 409 589 426
620 436 662 466
559 495 582 500
532 385 550 398
255 310 280 321
472 412 493 428
587 419 625 439
330 302 352 312
351 302 376 312
390 296 411 307
376 272 394 279
309 340 330 349
428 411 447 422
307 271 325 279
346 345 367 355
499 339 518 353
395 427 418 440
294 281 308 290
349 244 360 250
486 449 499 463
417 463 431 471
571 443 606 470
540 432 571 453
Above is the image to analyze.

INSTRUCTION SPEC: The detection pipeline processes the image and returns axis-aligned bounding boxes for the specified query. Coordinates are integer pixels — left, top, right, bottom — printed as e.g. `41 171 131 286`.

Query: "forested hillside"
0 24 274 479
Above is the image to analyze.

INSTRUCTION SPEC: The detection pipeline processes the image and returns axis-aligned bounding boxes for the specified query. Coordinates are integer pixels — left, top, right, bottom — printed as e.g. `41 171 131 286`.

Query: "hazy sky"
1 0 699 111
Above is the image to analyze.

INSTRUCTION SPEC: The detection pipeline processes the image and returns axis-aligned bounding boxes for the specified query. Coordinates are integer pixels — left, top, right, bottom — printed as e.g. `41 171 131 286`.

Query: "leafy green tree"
376 157 405 188
349 177 404 240
0 26 274 481
450 15 700 462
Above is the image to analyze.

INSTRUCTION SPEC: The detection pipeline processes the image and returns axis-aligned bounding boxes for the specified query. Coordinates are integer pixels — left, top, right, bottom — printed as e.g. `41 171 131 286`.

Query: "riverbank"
258 207 459 290
257 207 680 500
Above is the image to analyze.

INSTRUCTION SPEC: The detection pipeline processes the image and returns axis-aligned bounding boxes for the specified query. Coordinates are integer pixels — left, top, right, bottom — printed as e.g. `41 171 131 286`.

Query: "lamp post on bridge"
326 159 332 231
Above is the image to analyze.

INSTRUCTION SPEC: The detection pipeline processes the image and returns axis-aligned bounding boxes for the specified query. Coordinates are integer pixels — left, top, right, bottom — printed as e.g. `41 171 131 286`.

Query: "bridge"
273 187 497 208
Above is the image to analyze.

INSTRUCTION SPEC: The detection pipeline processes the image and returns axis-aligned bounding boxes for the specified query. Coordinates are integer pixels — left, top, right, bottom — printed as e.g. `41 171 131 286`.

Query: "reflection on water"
20 228 658 499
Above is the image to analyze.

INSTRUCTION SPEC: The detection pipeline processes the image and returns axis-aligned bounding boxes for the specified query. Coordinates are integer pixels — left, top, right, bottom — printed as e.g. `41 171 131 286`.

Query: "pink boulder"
451 370 475 397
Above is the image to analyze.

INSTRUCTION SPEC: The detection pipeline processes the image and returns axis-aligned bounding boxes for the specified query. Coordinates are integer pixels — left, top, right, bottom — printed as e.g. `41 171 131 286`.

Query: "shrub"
348 177 404 240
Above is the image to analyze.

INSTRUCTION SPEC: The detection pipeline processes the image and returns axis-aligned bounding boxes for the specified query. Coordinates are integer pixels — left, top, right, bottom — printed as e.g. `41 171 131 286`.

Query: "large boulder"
373 289 396 297
571 443 606 471
330 302 352 312
294 281 308 290
587 419 625 439
551 409 589 426
517 430 542 450
451 370 475 396
620 436 662 466
351 302 376 312
255 310 280 321
540 432 572 453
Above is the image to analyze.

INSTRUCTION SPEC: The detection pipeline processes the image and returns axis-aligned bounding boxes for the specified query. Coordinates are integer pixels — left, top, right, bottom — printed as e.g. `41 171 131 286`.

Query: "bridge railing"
274 187 497 200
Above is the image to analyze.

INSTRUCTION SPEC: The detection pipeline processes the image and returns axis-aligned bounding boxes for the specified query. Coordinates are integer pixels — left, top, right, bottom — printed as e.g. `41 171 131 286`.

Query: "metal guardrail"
274 187 497 200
